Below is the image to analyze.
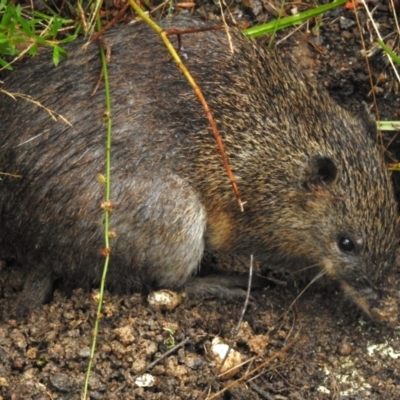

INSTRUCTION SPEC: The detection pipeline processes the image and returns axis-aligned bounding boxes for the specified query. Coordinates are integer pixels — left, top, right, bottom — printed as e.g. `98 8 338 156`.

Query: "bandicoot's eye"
338 236 355 254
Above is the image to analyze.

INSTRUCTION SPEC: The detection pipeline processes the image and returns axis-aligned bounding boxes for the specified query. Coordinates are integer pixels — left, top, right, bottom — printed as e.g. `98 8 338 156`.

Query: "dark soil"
1 1 399 399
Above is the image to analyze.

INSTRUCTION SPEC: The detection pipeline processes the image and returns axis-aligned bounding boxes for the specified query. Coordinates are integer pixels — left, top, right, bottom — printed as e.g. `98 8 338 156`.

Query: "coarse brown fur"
0 17 398 319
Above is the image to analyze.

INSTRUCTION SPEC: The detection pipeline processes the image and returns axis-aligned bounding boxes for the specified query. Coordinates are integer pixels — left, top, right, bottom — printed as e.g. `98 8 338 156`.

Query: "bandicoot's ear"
302 155 337 190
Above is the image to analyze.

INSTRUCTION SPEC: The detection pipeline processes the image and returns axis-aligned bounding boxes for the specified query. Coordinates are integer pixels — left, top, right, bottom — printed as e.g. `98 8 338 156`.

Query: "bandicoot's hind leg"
111 171 208 292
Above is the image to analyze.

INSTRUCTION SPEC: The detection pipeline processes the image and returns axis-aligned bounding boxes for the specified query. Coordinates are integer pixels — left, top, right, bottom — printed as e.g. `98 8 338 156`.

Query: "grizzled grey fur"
0 18 397 318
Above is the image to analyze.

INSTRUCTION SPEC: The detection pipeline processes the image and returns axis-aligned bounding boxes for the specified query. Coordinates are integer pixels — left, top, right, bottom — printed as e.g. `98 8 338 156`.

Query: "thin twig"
139 336 190 374
127 1 244 211
200 256 254 396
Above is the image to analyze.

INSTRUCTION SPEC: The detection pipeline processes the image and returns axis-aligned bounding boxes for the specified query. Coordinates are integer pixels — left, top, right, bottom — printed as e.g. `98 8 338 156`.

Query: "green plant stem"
82 16 113 400
377 39 400 66
243 0 348 38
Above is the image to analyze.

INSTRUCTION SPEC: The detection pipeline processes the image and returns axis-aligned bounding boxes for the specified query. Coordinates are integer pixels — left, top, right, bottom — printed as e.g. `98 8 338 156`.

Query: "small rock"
50 373 74 392
26 347 38 360
148 290 182 311
184 353 204 370
114 325 136 345
131 358 147 374
78 347 91 358
337 341 352 356
248 335 269 355
211 337 242 380
0 377 8 387
339 16 355 30
135 373 156 387
10 329 27 349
